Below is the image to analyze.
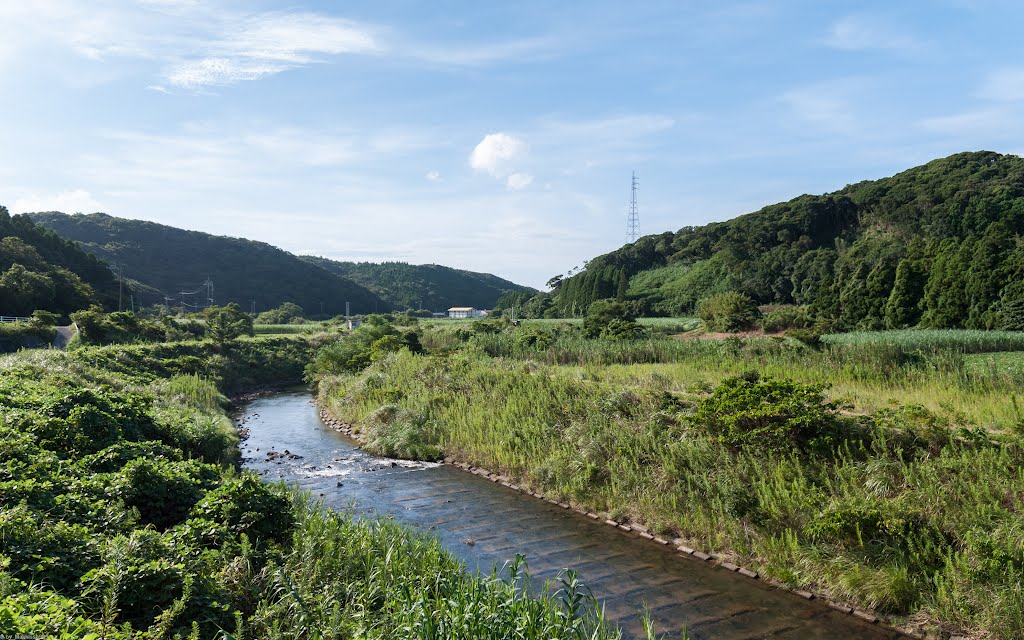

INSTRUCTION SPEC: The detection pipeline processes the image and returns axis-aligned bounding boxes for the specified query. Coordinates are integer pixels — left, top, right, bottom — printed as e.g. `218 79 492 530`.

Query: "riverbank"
316 396 909 637
252 390 902 639
0 341 624 638
314 340 1024 640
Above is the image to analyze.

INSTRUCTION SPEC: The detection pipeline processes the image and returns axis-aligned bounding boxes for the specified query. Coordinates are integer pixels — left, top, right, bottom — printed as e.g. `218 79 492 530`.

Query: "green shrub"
79 441 182 473
115 459 218 530
583 299 645 339
698 291 760 332
692 374 848 453
33 389 158 457
760 305 813 332
79 529 184 629
0 505 100 593
188 475 295 548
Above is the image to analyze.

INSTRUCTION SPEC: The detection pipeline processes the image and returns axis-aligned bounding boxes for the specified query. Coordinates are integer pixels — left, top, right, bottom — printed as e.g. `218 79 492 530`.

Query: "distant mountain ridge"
509 151 1024 330
29 212 388 315
300 256 536 311
28 212 535 316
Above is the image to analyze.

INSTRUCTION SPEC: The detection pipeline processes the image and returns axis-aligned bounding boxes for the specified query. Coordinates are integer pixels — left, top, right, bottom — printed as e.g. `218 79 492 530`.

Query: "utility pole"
251 300 256 315
627 171 639 243
203 277 214 309
109 264 124 311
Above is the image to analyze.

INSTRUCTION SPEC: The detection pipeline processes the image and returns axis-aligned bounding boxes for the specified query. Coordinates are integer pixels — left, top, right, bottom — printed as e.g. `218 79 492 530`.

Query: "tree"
583 298 645 339
697 291 760 332
255 302 305 324
205 303 254 347
884 253 927 328
0 264 55 316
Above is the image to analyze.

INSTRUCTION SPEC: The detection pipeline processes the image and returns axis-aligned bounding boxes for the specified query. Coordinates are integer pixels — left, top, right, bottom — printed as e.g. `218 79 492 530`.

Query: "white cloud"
164 58 289 88
410 36 556 66
163 12 380 88
780 86 857 133
506 173 533 190
12 189 104 214
823 15 924 53
919 108 1018 137
977 68 1024 102
425 170 442 182
469 133 527 178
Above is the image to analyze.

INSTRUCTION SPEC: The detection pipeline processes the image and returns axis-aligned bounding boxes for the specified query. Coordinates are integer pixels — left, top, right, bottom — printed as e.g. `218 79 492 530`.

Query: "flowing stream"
241 390 906 640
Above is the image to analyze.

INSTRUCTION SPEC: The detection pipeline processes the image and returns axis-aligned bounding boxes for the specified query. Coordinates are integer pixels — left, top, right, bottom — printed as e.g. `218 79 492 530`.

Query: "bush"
760 305 813 332
698 292 760 332
255 302 305 325
306 321 422 377
693 374 847 454
79 529 184 629
33 388 159 457
0 321 56 353
188 475 294 548
583 299 645 339
115 458 218 530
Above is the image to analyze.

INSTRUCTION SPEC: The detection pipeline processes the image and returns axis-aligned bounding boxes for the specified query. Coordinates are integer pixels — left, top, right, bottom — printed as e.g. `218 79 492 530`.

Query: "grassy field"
253 322 336 335
316 323 1024 639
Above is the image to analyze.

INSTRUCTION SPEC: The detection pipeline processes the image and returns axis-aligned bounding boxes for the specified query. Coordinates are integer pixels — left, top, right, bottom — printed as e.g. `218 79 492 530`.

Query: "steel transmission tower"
626 171 639 243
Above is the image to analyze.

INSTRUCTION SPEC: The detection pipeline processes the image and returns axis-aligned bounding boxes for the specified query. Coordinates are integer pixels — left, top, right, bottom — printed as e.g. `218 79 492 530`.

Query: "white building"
448 307 484 319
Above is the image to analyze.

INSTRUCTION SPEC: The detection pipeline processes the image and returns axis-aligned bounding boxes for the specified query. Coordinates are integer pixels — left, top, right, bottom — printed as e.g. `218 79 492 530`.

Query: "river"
240 390 906 640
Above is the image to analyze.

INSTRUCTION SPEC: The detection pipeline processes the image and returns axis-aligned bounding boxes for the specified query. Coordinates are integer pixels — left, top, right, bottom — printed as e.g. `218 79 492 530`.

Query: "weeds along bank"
0 338 621 639
315 321 1024 638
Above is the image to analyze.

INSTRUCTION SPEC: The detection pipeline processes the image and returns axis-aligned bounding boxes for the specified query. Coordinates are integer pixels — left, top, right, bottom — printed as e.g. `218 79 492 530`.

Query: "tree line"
499 151 1024 330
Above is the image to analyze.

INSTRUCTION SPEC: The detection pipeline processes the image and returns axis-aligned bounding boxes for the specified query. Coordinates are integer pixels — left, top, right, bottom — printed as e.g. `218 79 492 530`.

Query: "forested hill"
0 206 117 316
538 151 1024 330
301 256 536 311
29 212 389 315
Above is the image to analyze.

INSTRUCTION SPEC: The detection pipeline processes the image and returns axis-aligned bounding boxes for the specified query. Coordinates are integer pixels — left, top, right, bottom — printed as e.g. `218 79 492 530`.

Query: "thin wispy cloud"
919 108 1020 137
780 85 859 134
408 36 558 67
823 15 925 53
162 12 381 88
976 68 1024 102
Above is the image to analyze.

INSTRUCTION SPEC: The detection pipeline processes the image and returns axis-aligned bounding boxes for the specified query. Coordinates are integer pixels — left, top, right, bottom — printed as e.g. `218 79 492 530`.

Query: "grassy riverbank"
316 323 1024 638
0 338 622 639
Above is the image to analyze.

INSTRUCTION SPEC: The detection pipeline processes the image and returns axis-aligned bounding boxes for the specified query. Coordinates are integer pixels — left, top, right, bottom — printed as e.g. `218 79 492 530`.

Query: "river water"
240 390 905 640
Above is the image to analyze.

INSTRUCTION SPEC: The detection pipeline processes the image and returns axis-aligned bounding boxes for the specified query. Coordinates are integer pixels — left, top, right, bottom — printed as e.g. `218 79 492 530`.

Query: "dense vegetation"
506 152 1024 331
313 320 1024 638
0 335 624 638
0 206 118 316
301 256 535 312
28 212 388 315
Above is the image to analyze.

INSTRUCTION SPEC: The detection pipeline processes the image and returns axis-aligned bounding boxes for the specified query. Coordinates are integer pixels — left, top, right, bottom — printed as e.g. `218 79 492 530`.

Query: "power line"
627 171 639 243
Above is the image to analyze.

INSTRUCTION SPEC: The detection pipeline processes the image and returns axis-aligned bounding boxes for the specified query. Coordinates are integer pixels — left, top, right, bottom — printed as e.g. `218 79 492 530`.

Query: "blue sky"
3 1 1023 289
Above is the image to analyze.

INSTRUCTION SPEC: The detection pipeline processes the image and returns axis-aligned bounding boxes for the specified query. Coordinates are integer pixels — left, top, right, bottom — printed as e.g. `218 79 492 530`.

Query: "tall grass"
822 329 1024 353
320 349 1024 638
251 494 624 639
422 330 1024 430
